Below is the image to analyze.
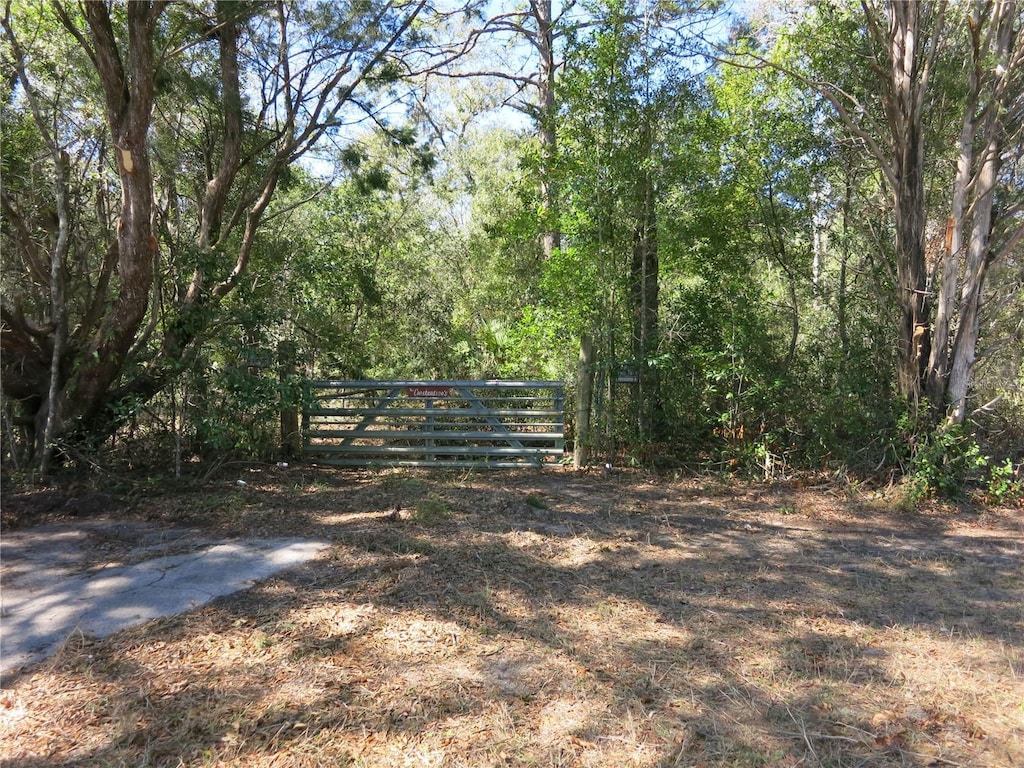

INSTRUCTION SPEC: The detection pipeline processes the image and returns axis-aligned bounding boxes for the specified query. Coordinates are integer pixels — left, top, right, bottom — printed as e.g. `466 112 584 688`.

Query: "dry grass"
2 468 1022 767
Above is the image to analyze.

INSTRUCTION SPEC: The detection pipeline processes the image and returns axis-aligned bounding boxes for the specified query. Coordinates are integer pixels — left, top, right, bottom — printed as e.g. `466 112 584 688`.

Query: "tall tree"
441 0 574 259
1 0 439 466
929 0 1023 423
555 0 712 445
736 0 1024 423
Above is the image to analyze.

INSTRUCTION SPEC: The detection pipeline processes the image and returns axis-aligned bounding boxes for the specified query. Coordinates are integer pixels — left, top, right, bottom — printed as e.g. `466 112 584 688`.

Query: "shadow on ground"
2 468 1021 767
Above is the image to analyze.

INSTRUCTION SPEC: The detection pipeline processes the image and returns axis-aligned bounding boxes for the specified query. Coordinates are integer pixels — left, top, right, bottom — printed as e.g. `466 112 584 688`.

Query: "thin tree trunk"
838 165 852 361
3 11 74 473
39 150 71 476
948 128 1002 423
945 0 1018 424
532 0 561 259
925 4 982 409
574 334 594 470
187 4 243 304
630 145 659 442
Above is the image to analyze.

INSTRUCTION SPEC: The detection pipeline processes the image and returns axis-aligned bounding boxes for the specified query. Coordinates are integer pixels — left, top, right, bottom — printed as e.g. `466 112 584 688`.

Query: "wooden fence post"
278 341 301 457
574 334 594 470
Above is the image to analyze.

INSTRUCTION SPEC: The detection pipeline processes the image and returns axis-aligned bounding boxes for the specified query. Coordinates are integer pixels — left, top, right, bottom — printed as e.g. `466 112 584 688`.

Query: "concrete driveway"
0 519 329 681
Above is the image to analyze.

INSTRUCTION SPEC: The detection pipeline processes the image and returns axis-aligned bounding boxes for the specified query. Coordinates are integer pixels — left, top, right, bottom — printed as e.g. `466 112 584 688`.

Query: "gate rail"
303 380 565 468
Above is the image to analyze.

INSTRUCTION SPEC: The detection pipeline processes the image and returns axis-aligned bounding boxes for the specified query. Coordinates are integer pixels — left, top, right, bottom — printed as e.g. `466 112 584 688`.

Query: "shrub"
903 423 988 504
984 459 1024 506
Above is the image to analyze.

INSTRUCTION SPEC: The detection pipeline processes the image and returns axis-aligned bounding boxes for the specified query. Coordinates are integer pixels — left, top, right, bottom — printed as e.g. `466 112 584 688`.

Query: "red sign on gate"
406 386 451 398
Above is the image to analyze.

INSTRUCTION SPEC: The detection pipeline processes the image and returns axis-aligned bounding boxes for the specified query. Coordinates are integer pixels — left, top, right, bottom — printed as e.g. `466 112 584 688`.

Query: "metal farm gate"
303 380 565 468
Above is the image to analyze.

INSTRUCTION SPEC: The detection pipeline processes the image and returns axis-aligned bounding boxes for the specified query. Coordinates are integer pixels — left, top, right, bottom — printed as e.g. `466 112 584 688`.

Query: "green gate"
303 380 565 468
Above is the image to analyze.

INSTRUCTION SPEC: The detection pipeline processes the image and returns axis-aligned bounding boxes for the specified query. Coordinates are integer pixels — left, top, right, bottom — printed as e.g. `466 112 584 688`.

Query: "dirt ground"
1 466 1022 767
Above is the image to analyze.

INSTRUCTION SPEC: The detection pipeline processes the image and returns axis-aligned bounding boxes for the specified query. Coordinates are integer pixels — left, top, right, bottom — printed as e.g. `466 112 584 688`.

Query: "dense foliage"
2 0 1021 497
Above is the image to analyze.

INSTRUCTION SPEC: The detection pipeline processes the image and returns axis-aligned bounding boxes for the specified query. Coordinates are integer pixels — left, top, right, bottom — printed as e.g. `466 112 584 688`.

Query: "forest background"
2 0 1022 503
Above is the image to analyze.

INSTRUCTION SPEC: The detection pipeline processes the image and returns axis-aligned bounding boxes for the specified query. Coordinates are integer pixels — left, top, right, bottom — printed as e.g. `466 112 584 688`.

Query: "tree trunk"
38 150 71 475
947 114 1003 423
923 0 1020 423
838 163 853 361
944 1 1018 424
630 145 659 443
885 1 931 406
925 7 980 409
3 16 74 473
63 3 163 440
278 341 301 457
187 4 243 305
574 334 594 469
892 173 929 405
532 0 561 259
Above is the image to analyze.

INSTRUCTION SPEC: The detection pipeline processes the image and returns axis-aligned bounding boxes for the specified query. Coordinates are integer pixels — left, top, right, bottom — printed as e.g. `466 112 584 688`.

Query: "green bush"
904 423 988 504
984 459 1024 506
